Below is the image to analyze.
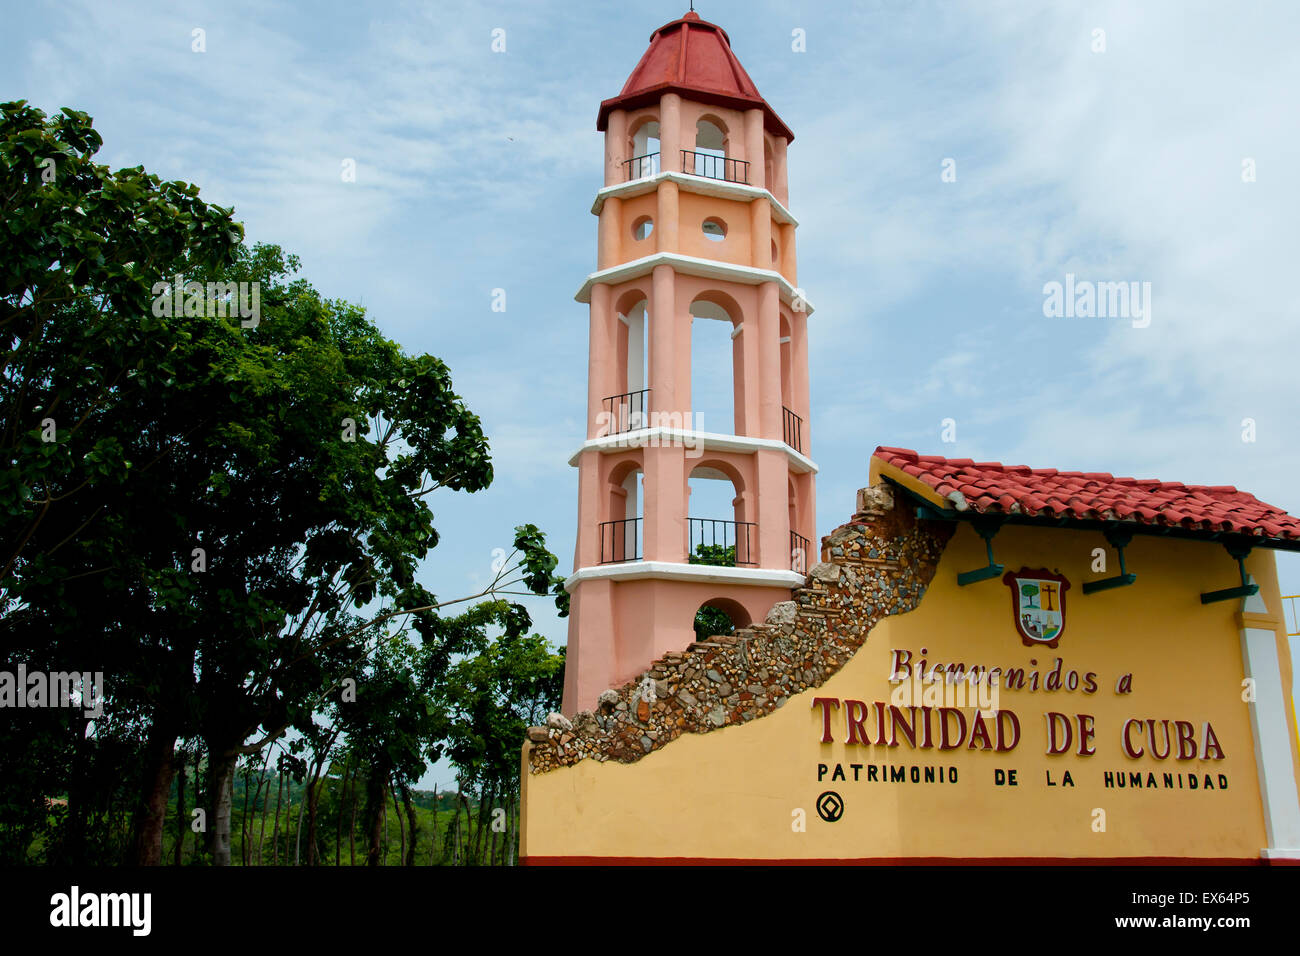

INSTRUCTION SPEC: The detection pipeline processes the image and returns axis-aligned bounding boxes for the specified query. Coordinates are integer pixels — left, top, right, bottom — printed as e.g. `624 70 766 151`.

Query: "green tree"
1 101 240 593
693 605 735 641
439 623 564 864
689 543 737 567
338 525 566 866
1 101 240 864
0 102 569 868
689 543 738 639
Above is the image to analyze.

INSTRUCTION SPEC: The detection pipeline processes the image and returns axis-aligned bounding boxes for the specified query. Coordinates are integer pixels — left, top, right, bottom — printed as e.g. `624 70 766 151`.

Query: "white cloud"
6 0 1298 606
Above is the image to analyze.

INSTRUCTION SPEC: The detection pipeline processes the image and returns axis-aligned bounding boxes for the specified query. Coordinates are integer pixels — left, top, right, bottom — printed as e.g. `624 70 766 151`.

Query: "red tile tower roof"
597 11 794 141
871 446 1300 545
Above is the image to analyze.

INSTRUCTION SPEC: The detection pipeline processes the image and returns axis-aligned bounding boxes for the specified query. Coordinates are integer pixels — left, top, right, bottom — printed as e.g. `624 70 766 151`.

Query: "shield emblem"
1002 568 1070 648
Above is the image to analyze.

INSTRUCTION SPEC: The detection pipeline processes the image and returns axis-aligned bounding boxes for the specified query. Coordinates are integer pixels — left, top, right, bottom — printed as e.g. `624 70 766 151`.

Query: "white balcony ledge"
568 428 818 475
573 252 815 316
591 171 798 227
564 560 806 592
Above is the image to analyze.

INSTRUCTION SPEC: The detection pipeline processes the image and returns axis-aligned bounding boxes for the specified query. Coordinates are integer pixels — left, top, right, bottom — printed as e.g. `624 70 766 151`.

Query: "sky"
5 0 1299 788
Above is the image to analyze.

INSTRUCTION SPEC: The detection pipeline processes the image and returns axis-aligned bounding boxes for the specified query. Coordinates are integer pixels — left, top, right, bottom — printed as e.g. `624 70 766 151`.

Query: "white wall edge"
565 560 806 592
1238 576 1300 853
568 428 818 474
573 252 815 316
590 171 799 226
1261 847 1300 860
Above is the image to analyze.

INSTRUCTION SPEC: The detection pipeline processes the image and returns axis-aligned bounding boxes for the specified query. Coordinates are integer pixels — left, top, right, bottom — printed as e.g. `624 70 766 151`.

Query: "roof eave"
597 85 795 142
882 478 1300 553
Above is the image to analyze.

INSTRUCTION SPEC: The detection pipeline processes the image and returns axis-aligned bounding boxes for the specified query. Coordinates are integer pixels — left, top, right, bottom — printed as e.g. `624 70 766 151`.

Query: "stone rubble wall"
526 483 954 773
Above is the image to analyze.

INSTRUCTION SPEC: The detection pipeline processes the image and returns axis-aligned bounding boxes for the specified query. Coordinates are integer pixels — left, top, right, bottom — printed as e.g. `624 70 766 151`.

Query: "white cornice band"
573 252 815 317
564 560 806 592
568 428 818 474
591 171 799 227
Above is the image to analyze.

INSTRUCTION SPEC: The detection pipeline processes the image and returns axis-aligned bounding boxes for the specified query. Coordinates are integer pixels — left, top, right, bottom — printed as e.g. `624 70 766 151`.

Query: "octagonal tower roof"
597 11 794 142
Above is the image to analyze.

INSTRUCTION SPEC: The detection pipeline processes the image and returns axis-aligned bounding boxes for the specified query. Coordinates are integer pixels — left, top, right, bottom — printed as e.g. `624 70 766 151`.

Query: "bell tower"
562 11 817 713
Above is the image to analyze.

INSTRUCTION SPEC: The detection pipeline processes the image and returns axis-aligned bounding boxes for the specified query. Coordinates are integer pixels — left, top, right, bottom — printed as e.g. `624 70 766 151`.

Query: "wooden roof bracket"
957 518 1005 586
1199 542 1260 604
1083 526 1138 595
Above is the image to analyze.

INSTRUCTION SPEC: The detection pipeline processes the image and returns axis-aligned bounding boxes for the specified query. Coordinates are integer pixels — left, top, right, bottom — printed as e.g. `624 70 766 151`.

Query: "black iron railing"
623 152 660 180
782 406 803 453
688 518 757 567
791 531 810 574
681 149 749 184
599 517 642 564
600 388 650 436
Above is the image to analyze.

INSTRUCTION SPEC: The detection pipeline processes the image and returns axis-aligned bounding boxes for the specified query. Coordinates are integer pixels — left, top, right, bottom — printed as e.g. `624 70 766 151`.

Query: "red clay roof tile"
873 446 1300 544
597 12 794 141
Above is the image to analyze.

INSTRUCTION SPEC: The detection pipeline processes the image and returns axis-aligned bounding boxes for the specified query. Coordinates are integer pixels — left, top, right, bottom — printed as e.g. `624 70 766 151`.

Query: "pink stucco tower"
562 11 817 713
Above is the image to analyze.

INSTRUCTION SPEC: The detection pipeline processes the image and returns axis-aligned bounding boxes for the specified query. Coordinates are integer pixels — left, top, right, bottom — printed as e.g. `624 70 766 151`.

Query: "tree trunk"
335 753 350 867
349 770 358 867
363 772 385 866
305 775 321 866
239 761 251 865
191 749 203 865
512 790 522 868
247 746 271 866
487 788 500 866
284 789 294 864
499 790 509 868
402 784 418 867
471 789 489 865
445 796 456 864
131 728 177 866
173 759 187 867
428 785 439 866
458 791 472 866
257 776 269 866
271 770 284 865
204 749 238 866
293 781 305 866
59 715 91 866
391 779 405 866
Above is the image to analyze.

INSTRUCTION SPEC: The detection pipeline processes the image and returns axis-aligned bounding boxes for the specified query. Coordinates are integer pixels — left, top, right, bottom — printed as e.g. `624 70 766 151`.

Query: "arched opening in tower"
690 116 728 178
689 293 740 437
611 291 649 435
692 596 751 642
687 459 752 567
629 118 660 178
601 459 643 563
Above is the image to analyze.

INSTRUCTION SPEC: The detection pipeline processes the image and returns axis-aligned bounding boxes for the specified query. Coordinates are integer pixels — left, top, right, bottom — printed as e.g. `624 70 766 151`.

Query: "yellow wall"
523 522 1299 861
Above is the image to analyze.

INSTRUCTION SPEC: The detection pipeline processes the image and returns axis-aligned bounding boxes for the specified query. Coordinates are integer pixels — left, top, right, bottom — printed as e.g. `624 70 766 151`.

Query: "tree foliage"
0 101 566 866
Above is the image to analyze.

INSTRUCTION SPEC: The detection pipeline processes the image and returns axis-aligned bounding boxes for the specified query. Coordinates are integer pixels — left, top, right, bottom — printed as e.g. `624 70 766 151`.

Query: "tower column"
573 453 602 570
744 108 765 189
587 284 615 439
749 197 771 271
791 308 811 443
780 222 798 281
757 281 782 441
660 93 682 177
755 447 790 570
597 196 622 271
561 578 616 712
772 136 790 206
643 444 687 563
738 320 759 437
605 109 628 186
650 263 680 418
656 176 679 254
